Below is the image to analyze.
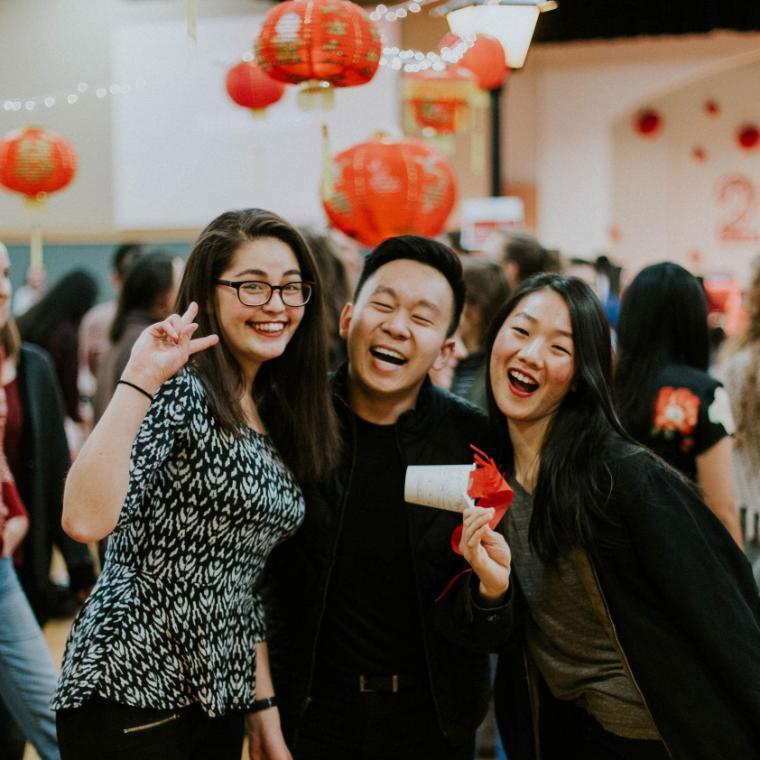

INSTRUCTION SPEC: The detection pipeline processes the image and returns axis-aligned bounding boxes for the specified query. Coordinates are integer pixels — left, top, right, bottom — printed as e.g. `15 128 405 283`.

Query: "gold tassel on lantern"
186 0 198 41
29 225 44 270
320 123 334 200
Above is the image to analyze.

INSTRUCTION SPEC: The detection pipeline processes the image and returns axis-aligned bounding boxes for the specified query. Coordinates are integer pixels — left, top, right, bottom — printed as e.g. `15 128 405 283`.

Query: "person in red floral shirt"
614 262 743 546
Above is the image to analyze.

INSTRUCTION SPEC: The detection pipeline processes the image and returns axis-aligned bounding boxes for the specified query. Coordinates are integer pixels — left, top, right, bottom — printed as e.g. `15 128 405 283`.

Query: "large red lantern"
438 33 508 91
323 136 457 247
404 67 477 134
0 126 77 203
225 59 286 115
256 0 381 106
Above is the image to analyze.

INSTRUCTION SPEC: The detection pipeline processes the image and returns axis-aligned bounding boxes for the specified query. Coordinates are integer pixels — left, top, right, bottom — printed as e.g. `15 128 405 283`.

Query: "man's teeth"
371 348 406 365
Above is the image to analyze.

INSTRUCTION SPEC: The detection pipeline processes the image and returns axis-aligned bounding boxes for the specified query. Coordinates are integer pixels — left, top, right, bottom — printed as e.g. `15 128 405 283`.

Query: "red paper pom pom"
635 109 662 138
737 124 760 151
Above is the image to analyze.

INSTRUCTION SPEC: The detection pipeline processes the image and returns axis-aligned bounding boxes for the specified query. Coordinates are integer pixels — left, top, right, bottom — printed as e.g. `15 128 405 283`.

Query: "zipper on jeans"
123 713 180 734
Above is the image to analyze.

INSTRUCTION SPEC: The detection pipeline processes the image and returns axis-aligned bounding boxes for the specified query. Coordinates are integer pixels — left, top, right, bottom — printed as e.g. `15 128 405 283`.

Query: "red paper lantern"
404 67 477 134
256 0 380 98
737 124 760 151
323 136 457 247
0 126 76 202
225 59 286 115
634 109 662 138
438 33 508 91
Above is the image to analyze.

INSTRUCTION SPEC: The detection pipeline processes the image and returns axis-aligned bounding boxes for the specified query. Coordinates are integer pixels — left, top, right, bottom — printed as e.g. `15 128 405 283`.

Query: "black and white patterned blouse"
52 369 304 717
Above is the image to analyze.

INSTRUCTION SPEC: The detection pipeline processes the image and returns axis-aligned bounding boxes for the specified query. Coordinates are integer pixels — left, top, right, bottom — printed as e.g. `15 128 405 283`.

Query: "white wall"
611 55 760 282
0 0 398 233
503 32 760 272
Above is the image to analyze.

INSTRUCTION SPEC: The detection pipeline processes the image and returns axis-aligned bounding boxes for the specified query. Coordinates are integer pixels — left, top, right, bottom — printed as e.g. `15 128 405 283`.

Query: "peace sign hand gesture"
121 302 219 395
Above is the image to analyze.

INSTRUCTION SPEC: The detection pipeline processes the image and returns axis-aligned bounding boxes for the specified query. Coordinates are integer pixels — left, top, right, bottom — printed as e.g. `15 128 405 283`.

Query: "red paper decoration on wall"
634 109 663 138
225 60 286 115
404 67 477 134
323 135 457 247
737 124 760 151
703 99 720 117
256 0 381 94
0 126 77 202
438 33 508 91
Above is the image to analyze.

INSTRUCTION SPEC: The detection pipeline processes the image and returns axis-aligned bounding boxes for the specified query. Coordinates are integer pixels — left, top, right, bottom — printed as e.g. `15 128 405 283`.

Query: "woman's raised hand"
122 302 219 394
459 506 511 603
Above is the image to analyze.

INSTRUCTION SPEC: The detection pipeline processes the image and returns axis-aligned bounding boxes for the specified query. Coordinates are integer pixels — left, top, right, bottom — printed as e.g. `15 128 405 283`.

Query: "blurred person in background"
488 231 561 289
429 331 468 391
299 227 351 371
451 257 511 408
717 256 760 581
327 226 365 290
17 270 98 444
92 250 183 423
615 262 743 546
0 352 61 760
0 243 94 760
12 264 47 317
78 243 144 385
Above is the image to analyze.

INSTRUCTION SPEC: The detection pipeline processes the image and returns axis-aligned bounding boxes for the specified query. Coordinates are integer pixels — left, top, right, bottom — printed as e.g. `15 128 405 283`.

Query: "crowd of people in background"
0 218 759 759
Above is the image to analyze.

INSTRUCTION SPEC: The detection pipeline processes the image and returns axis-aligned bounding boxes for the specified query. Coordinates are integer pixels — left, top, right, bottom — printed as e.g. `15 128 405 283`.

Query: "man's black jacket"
265 367 512 744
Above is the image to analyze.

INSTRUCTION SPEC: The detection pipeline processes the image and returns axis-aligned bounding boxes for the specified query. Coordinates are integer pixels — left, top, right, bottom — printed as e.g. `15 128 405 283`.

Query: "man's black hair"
353 235 465 336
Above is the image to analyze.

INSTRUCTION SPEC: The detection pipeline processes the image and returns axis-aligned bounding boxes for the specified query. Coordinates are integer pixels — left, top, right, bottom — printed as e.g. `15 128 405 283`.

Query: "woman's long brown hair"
175 209 340 483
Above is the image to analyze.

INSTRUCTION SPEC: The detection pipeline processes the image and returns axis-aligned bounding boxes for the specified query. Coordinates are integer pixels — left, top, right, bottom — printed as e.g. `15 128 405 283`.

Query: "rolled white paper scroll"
404 464 476 513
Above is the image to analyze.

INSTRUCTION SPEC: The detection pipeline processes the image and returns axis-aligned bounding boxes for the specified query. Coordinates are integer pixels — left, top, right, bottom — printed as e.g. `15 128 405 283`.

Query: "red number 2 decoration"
716 173 760 242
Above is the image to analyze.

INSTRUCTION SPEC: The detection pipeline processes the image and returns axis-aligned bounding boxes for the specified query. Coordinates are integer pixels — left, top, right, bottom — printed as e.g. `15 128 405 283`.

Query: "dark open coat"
265 368 512 745
14 343 95 623
495 445 760 760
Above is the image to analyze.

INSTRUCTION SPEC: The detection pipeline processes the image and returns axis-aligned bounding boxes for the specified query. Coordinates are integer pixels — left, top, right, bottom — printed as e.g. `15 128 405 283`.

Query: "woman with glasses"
52 209 340 760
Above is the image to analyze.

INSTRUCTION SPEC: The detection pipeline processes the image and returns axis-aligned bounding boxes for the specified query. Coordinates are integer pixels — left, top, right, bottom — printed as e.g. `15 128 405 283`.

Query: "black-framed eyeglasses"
215 279 314 307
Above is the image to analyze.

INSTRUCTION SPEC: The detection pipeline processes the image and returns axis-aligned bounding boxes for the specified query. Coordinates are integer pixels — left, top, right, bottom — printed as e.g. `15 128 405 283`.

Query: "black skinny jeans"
56 696 243 760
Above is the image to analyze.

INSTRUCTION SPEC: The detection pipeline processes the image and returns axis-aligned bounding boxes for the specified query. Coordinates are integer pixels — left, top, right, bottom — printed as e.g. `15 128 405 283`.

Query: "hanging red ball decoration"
323 135 457 247
737 124 760 151
0 126 77 201
256 0 381 96
225 59 286 115
438 33 508 91
404 67 477 134
634 109 663 138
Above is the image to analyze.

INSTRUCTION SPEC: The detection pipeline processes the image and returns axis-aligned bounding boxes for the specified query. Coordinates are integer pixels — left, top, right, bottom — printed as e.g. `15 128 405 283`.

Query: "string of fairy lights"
1 81 146 114
0 0 469 112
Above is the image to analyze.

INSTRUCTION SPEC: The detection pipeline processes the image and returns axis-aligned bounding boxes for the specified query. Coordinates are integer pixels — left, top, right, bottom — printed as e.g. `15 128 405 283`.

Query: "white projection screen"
111 14 400 228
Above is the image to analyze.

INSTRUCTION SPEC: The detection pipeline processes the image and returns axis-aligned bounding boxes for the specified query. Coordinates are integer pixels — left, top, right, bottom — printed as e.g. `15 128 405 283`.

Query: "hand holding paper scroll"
404 446 514 601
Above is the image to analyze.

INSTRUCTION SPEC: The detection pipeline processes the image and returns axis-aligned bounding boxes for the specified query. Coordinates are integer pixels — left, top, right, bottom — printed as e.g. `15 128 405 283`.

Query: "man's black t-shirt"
312 413 426 686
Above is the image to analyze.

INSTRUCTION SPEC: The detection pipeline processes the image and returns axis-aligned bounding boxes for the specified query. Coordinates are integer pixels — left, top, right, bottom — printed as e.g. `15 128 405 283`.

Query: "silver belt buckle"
359 675 374 693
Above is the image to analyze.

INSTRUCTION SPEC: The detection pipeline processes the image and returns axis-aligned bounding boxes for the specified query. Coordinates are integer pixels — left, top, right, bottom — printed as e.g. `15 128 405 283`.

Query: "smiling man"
257 236 512 760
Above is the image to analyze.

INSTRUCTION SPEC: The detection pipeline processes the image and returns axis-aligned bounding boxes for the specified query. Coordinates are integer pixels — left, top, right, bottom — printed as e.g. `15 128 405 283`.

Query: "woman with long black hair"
614 262 742 545
52 209 341 759
485 274 760 759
